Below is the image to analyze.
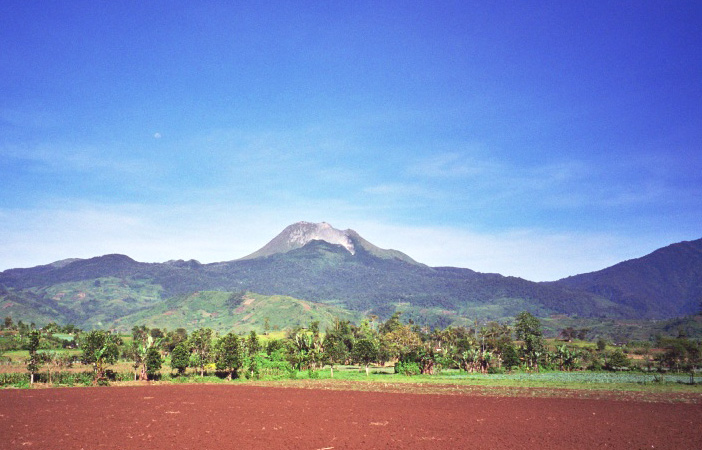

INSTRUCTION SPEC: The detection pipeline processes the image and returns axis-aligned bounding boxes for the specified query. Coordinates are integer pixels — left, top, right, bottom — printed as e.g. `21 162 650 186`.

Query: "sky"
1 2 701 281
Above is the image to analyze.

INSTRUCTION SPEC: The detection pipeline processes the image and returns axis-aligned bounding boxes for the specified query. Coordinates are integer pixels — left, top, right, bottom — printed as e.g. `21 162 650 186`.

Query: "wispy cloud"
0 107 63 129
0 200 695 281
0 202 279 269
0 198 384 271
401 149 700 214
406 151 497 178
348 220 688 281
1 142 151 177
363 183 436 198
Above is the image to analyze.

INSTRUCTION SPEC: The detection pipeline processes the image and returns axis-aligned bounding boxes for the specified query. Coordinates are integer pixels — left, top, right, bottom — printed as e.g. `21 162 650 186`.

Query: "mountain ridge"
551 238 702 318
0 223 700 330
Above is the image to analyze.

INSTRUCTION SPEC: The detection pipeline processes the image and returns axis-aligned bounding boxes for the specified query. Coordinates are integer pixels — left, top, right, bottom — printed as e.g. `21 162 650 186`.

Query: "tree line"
5 311 701 386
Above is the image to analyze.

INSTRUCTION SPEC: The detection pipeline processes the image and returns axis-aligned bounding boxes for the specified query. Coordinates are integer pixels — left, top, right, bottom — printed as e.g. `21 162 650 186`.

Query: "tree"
145 347 162 380
246 330 262 378
150 327 164 339
130 326 148 381
171 342 190 375
605 348 630 371
514 311 544 371
379 312 403 334
215 332 244 380
658 337 701 383
479 321 512 369
596 338 607 352
80 330 119 385
247 330 261 356
383 323 422 362
559 327 577 342
309 320 320 337
162 328 188 353
17 320 28 336
322 332 348 378
501 343 520 372
26 330 42 385
286 327 322 371
44 350 73 384
322 319 354 377
43 322 60 334
326 319 355 358
189 328 214 377
352 338 378 376
130 326 161 381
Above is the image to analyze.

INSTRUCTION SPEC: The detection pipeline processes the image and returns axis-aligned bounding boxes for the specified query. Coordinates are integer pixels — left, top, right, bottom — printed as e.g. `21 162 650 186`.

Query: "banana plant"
80 330 119 385
459 348 479 372
132 334 162 381
478 349 493 374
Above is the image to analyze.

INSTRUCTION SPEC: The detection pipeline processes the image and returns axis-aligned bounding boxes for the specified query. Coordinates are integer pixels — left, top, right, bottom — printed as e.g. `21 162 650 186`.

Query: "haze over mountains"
0 221 700 331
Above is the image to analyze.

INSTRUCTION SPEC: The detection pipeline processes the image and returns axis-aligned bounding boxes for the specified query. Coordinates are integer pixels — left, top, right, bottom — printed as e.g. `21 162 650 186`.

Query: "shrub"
395 361 420 376
605 349 631 371
258 358 296 380
0 372 29 387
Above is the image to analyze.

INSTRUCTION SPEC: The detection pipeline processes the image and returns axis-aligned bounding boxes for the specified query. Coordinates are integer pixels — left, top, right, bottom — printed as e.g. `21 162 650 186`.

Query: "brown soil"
1 384 700 449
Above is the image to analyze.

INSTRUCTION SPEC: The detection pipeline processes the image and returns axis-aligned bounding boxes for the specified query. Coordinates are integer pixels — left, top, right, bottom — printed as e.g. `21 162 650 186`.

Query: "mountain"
551 238 702 319
0 222 699 330
215 238 627 318
240 221 418 264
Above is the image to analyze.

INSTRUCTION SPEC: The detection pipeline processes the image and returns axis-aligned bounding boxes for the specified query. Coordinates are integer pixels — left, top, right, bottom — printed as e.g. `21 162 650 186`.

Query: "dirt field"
1 385 701 449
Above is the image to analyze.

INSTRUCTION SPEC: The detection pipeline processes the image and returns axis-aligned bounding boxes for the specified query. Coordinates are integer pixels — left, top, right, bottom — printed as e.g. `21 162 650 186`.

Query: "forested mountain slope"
1 224 699 328
551 238 702 318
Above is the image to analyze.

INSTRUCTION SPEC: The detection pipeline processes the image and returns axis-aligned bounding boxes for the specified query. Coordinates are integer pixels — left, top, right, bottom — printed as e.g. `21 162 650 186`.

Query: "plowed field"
1 384 700 449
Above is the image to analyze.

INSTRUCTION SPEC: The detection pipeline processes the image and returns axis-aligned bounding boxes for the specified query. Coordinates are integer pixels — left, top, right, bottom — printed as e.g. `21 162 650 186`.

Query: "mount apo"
0 221 700 330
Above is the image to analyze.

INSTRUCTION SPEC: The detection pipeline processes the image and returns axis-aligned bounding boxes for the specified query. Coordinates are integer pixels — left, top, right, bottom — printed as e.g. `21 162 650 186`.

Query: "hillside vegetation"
1 226 700 333
553 239 702 318
112 291 360 334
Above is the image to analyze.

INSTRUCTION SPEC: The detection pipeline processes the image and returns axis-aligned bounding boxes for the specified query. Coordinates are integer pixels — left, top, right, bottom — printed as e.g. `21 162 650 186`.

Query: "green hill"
110 291 361 334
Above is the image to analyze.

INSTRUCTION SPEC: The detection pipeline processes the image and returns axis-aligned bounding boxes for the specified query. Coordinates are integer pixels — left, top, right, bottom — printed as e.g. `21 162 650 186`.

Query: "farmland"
2 384 701 449
2 316 702 449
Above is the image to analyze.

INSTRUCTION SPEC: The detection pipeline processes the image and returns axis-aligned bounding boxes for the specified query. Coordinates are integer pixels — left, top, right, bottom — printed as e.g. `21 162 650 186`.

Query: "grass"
239 367 702 404
2 357 701 403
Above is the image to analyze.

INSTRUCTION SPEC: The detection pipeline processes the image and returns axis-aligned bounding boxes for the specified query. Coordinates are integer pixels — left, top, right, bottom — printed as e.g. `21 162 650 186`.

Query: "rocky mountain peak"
287 222 355 254
241 221 356 260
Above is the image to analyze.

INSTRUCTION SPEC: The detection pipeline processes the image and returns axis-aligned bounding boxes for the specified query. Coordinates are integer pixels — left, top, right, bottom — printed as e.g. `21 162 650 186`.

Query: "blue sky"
1 1 701 280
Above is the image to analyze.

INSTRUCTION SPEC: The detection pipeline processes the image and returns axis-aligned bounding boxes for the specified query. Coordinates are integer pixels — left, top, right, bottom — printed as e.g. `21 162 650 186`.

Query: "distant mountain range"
0 221 700 331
